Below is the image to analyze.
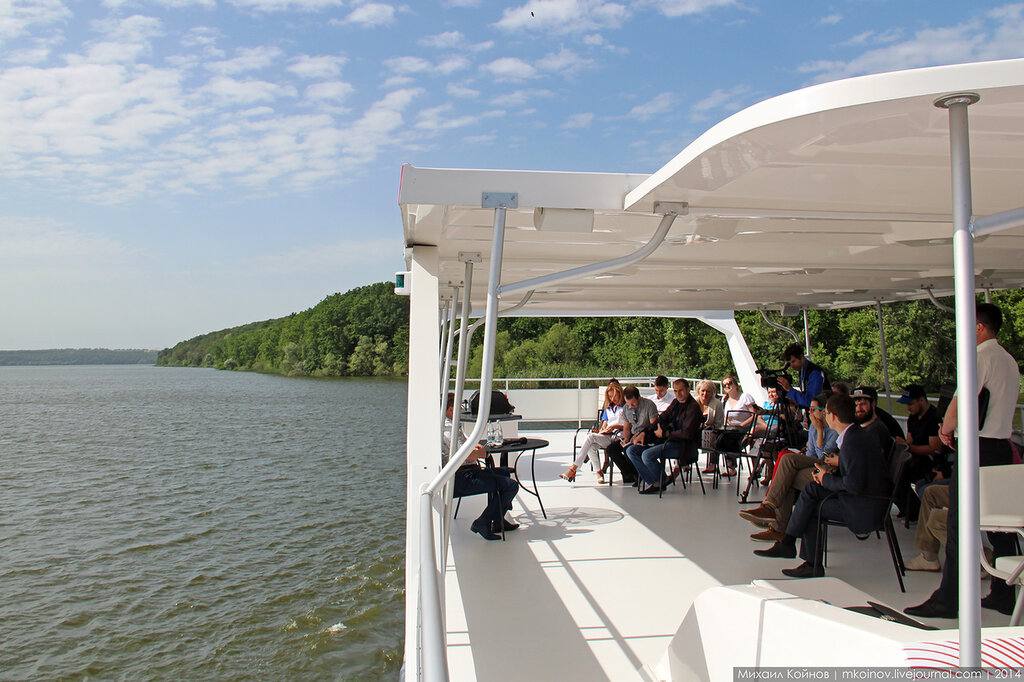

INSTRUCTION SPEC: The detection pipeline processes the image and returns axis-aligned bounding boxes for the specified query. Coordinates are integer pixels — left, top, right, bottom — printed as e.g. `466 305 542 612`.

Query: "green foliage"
156 282 409 378
159 280 1024 389
0 349 158 365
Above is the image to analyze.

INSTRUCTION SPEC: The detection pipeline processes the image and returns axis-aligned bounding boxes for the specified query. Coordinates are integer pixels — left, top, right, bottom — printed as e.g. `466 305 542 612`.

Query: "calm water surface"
0 366 406 680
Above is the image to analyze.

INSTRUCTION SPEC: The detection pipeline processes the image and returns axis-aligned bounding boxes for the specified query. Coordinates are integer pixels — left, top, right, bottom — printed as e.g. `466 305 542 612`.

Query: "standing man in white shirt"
650 375 675 413
905 303 1021 619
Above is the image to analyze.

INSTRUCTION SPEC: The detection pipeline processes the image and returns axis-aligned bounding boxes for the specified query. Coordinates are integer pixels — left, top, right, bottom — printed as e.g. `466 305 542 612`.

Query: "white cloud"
799 6 1024 83
0 0 70 40
480 57 536 81
4 33 64 64
818 13 842 26
446 82 479 99
502 88 554 106
104 0 215 8
382 75 414 88
288 54 347 79
535 47 593 75
0 216 131 266
230 0 344 10
202 75 294 104
83 14 163 64
561 112 593 129
436 56 470 74
689 84 748 121
340 2 396 27
627 92 673 120
641 0 735 17
415 104 478 131
305 80 353 100
582 33 604 45
207 46 282 75
419 30 493 52
495 0 629 34
442 0 479 6
384 55 431 74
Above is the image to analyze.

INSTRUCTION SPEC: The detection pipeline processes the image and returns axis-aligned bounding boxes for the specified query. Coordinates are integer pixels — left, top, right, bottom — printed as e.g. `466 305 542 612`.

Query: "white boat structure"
398 59 1024 680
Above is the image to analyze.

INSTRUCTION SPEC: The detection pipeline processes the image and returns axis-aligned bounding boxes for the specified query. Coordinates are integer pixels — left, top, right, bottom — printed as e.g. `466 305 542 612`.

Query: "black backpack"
469 390 514 415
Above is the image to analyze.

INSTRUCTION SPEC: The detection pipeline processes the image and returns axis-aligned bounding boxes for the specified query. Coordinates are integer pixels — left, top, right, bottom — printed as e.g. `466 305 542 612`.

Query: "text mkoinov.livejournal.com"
734 668 1024 681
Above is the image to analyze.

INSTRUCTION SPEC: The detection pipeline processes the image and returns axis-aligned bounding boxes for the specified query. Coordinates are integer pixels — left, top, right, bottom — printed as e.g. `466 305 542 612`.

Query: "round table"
485 438 549 519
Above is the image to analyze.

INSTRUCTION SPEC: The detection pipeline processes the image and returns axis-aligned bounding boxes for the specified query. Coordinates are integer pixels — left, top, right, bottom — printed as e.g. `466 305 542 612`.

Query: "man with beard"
850 386 904 456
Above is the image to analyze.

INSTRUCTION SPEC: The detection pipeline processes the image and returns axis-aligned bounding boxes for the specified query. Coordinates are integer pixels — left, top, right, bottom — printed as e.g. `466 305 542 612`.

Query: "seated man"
754 393 890 578
850 386 904 455
605 385 659 485
634 378 703 494
906 482 950 572
896 384 943 520
650 375 675 413
444 393 520 541
739 393 838 542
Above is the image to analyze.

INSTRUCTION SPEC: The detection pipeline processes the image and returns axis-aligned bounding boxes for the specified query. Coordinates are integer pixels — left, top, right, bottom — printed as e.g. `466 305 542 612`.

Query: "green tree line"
0 349 157 366
158 281 1024 393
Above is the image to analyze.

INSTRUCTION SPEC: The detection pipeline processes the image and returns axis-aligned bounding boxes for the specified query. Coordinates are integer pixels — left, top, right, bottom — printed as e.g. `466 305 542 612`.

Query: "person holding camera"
753 393 889 578
777 343 829 410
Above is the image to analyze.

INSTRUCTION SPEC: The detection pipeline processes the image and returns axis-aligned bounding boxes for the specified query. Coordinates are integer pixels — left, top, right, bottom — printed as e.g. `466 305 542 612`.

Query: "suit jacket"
821 423 891 534
660 396 703 443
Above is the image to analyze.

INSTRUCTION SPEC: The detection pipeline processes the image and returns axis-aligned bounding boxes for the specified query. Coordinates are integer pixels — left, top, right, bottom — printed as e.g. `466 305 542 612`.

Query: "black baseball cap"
850 386 878 401
897 385 927 404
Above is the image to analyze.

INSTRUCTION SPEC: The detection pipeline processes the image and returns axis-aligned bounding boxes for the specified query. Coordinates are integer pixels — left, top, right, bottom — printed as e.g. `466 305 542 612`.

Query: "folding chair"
705 409 754 491
979 464 1024 625
815 444 911 592
657 440 704 498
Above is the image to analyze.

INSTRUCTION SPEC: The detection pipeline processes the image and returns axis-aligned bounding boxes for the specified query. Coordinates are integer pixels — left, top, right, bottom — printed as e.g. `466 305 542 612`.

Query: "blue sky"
1 0 1022 349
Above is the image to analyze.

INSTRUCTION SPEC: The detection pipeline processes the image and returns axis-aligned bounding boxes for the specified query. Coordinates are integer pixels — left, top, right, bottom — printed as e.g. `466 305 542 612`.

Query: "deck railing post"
439 287 459 402
938 92 982 668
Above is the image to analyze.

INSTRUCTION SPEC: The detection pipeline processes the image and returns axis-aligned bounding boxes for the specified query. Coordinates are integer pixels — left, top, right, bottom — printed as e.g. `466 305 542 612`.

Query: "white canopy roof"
399 58 1024 315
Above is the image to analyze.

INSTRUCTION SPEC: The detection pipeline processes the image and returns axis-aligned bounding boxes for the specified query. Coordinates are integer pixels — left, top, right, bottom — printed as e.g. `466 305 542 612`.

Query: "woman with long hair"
560 382 625 484
695 379 726 474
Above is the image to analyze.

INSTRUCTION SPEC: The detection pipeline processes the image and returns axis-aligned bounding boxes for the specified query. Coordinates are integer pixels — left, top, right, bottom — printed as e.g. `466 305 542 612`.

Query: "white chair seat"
980 513 1024 528
994 555 1024 581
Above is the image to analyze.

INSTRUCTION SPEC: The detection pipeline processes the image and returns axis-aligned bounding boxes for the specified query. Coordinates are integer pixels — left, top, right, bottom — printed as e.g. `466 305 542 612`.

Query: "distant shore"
0 349 158 366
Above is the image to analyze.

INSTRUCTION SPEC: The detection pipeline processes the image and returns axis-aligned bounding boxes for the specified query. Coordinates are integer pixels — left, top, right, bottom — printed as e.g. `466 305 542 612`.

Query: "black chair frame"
813 444 911 592
704 409 755 491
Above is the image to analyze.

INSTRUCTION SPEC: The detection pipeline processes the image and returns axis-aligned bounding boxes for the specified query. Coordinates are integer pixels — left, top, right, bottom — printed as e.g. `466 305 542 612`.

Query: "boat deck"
443 429 1009 681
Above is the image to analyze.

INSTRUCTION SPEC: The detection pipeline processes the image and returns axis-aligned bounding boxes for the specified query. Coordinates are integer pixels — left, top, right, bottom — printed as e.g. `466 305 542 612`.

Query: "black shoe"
981 592 1014 616
903 599 957 619
781 561 824 579
630 479 639 487
638 484 663 495
754 541 796 559
470 519 501 541
491 519 520 532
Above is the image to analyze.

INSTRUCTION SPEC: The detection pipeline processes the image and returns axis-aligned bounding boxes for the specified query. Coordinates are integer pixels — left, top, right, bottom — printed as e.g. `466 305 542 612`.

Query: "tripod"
738 397 803 504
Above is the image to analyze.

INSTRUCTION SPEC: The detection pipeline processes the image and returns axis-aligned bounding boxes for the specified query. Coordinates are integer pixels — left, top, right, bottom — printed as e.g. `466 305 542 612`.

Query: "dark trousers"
605 440 638 482
786 482 846 564
931 437 1015 610
453 466 520 524
897 455 937 519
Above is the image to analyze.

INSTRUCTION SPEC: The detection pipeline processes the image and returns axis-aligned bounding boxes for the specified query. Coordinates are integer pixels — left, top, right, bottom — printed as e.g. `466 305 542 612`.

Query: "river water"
0 366 406 680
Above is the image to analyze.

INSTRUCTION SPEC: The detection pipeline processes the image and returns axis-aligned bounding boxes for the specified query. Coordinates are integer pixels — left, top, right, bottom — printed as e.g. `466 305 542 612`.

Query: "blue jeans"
453 466 520 524
626 443 661 485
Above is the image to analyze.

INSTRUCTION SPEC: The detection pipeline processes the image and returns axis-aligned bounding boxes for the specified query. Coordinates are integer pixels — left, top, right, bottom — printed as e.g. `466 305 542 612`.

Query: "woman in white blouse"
561 382 625 484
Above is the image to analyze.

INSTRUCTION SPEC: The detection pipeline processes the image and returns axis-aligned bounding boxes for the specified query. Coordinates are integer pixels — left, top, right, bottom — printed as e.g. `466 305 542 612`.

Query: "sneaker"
751 528 785 543
739 505 776 527
905 554 941 572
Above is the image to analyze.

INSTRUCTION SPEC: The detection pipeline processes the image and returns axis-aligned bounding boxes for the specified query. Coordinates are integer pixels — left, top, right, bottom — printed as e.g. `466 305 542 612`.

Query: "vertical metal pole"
437 299 450 368
802 307 812 360
942 94 981 668
875 300 894 414
439 287 459 402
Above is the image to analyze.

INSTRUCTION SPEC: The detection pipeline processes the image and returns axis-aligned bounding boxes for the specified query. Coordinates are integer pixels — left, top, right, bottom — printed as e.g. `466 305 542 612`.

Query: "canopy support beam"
875 300 894 413
802 307 812 360
938 92 982 669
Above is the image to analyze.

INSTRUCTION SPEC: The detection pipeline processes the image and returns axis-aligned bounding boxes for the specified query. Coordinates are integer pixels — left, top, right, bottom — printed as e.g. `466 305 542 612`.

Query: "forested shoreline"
157 282 1024 393
0 349 158 366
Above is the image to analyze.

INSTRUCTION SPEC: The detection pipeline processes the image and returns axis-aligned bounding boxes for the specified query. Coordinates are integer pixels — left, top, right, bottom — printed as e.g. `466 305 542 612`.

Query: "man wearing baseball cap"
850 386 904 455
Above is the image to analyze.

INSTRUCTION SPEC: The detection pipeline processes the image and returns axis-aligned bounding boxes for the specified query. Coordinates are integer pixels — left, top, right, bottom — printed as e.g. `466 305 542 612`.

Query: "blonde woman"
695 380 725 474
561 382 625 484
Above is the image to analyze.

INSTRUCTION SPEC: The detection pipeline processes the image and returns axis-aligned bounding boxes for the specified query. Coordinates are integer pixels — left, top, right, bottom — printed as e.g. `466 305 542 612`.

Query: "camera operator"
777 343 829 410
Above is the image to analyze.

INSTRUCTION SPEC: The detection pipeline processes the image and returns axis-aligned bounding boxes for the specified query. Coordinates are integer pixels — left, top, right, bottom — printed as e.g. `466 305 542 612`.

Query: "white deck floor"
443 429 1010 681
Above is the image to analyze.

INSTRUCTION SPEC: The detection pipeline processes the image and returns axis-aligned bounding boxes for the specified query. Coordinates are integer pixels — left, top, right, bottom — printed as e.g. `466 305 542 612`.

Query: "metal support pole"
439 287 459 401
875 300 894 414
802 307 812 360
939 92 981 668
437 299 451 368
449 265 474 463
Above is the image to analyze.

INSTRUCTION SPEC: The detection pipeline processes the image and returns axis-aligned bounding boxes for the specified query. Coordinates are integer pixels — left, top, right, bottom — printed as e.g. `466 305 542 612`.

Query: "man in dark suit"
754 393 890 577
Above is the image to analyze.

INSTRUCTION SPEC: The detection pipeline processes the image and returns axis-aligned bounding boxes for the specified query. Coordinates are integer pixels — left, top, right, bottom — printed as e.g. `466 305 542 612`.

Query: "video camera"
755 367 792 391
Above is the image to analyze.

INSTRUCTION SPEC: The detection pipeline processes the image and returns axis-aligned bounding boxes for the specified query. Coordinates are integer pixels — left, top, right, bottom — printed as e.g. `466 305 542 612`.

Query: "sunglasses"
722 381 734 387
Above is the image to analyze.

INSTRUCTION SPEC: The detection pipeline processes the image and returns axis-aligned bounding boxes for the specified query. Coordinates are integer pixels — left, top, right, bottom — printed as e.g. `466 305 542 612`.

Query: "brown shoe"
738 505 776 527
751 528 785 543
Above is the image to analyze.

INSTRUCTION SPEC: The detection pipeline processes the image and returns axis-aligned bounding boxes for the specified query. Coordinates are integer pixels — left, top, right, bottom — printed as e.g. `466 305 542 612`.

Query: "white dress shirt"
975 338 1021 439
